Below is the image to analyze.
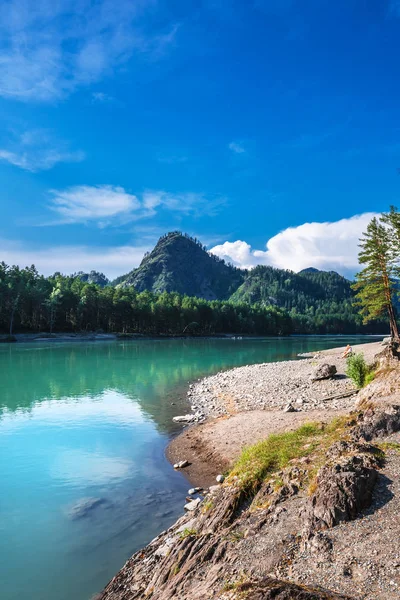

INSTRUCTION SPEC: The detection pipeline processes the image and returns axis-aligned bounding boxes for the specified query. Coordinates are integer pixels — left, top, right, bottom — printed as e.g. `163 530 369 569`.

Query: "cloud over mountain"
210 212 377 277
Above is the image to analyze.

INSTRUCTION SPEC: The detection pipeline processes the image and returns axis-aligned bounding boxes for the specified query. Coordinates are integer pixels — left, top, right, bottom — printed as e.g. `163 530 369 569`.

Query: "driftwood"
318 390 356 403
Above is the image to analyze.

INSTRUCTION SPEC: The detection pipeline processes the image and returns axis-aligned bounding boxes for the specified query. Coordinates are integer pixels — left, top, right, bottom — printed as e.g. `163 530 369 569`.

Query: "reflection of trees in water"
0 340 270 432
0 337 375 432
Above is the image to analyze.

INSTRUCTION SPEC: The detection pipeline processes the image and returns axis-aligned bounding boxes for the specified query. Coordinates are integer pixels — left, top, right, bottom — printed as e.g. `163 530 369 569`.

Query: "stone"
184 498 201 511
154 537 175 558
216 474 225 483
172 414 196 423
176 519 196 534
173 460 189 469
172 411 205 424
283 403 296 412
67 497 106 520
311 363 337 382
188 487 202 495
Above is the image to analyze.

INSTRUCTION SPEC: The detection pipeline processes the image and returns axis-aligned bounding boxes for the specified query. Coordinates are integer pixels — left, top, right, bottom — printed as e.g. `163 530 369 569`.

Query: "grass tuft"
229 423 323 493
229 417 351 493
178 528 197 539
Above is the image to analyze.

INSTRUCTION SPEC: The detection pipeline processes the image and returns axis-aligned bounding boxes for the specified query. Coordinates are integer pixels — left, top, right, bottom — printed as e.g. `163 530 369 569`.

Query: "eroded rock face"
303 442 380 537
311 364 337 382
226 577 352 600
354 405 400 440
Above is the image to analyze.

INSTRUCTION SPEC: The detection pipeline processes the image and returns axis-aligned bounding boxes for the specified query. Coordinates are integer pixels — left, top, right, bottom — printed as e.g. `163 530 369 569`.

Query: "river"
0 335 382 600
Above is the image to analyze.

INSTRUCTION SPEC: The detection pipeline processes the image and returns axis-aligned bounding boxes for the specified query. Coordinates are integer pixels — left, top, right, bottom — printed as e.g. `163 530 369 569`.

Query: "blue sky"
1 0 400 278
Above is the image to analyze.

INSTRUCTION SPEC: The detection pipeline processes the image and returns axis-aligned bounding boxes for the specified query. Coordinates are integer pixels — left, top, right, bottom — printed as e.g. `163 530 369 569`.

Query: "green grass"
377 441 400 453
229 418 350 493
178 528 197 539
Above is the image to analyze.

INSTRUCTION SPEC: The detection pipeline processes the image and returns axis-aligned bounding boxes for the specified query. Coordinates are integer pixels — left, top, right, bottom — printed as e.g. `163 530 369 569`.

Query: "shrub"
346 353 368 388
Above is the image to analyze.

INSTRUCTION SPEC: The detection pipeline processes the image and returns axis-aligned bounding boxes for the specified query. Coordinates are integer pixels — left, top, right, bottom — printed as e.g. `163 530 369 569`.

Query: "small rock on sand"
174 460 189 469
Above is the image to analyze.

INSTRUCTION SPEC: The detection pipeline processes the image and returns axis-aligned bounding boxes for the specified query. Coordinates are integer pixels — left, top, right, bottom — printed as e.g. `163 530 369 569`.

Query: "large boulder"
311 363 337 382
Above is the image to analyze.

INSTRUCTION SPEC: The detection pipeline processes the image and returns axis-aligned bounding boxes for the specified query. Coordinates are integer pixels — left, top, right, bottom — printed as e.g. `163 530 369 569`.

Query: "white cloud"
142 190 225 217
0 128 85 172
228 141 246 154
0 238 149 279
0 0 178 102
45 185 223 225
210 212 378 277
49 185 140 223
2 212 379 280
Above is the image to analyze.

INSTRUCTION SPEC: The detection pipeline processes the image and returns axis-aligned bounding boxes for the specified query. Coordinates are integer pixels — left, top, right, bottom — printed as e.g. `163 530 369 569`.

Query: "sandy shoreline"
167 341 383 488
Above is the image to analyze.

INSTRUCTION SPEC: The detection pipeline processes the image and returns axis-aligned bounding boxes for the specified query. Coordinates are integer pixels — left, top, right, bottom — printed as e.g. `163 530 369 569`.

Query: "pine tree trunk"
381 268 400 343
388 304 400 342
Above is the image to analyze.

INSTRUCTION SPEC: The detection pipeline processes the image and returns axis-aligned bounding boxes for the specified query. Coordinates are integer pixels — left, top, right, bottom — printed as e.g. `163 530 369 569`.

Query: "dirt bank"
167 408 348 488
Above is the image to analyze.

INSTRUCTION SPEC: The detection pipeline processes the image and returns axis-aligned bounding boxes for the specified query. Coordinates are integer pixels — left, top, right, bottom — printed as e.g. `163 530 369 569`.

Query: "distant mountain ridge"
115 231 244 300
112 232 355 307
108 231 372 333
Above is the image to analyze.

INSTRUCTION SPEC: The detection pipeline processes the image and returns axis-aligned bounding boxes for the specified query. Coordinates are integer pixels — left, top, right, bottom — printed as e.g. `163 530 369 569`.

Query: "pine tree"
381 205 400 250
353 216 399 341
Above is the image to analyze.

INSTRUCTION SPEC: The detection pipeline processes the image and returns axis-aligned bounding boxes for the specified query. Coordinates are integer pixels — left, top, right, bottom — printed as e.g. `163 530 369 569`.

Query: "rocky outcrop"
302 442 381 537
354 404 400 440
99 430 387 600
222 578 353 599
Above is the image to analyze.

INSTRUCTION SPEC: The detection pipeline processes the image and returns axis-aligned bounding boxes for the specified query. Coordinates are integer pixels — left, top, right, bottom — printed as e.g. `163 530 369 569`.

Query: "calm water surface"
0 335 382 600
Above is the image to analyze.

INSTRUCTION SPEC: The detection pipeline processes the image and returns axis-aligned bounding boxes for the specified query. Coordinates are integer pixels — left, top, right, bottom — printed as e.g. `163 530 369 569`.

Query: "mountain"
74 271 110 287
229 265 353 311
116 231 244 300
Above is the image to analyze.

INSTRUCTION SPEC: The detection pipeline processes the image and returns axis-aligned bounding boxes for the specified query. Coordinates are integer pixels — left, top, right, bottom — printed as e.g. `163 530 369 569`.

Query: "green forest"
0 263 292 337
0 261 386 338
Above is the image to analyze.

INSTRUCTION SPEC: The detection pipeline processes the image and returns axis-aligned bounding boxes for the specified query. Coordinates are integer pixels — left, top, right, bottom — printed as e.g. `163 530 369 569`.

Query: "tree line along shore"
0 264 386 339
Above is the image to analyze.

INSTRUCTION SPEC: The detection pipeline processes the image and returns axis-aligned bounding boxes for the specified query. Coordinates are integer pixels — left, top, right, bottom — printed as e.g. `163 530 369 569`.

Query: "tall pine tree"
353 216 399 341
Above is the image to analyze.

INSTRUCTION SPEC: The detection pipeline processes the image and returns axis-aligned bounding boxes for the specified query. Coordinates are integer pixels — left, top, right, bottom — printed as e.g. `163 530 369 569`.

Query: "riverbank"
0 332 386 343
98 338 400 600
167 341 381 487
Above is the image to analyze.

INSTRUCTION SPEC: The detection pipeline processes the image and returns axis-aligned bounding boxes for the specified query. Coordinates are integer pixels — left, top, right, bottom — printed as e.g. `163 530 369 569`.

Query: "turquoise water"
0 336 381 600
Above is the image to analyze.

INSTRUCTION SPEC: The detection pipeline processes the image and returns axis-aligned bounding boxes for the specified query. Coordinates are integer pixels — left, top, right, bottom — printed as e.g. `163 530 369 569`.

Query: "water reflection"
0 336 381 433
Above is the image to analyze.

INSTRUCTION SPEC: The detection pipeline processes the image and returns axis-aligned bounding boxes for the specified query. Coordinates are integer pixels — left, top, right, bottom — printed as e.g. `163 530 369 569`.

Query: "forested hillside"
115 232 244 299
229 265 372 333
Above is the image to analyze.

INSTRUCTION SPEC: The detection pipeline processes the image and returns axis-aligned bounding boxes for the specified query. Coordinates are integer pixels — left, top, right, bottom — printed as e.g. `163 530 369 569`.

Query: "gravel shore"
187 341 381 416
